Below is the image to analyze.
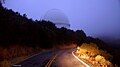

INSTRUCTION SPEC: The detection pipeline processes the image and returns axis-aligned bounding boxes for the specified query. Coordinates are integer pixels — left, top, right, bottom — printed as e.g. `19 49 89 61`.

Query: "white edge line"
72 51 90 67
12 64 21 67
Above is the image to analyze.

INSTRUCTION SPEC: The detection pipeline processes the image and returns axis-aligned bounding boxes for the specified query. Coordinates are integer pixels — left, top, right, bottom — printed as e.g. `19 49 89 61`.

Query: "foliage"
0 2 117 66
95 55 105 63
0 60 11 67
0 45 42 67
95 55 113 67
78 43 111 59
78 43 99 57
76 43 113 67
0 3 87 48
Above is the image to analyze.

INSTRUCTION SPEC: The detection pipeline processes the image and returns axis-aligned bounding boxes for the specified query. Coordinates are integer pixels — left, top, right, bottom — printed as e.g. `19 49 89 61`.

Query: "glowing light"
77 46 80 50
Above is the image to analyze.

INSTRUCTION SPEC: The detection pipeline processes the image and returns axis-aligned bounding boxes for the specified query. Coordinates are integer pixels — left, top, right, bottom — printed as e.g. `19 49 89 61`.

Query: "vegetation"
75 43 113 67
0 2 86 66
0 2 87 48
0 2 119 67
0 45 42 67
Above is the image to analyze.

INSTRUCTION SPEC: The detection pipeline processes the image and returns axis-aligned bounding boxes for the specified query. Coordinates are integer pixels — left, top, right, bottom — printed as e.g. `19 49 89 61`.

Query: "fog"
3 0 120 39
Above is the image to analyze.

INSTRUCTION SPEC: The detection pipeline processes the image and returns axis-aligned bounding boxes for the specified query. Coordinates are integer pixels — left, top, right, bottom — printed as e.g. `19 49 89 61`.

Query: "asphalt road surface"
12 49 86 67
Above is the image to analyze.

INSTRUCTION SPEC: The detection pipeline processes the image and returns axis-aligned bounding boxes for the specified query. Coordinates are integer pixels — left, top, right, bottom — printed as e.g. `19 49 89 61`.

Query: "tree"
75 30 87 45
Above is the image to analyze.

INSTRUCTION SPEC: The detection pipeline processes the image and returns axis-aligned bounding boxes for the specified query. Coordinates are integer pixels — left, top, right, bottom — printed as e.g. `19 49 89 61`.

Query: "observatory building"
44 9 70 29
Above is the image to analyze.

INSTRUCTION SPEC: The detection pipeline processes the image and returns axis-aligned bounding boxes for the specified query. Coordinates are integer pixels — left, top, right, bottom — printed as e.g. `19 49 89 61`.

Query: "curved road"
12 49 86 67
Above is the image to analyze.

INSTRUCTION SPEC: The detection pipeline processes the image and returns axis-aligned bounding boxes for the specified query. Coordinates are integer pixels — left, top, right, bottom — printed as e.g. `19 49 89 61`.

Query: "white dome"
44 9 70 28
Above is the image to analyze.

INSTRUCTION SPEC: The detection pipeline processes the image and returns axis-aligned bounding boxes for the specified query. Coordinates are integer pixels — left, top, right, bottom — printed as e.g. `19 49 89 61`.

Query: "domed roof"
44 9 69 25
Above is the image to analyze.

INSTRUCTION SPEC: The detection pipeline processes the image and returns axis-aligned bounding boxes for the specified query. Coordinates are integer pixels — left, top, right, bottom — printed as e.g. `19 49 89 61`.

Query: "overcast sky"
3 0 120 38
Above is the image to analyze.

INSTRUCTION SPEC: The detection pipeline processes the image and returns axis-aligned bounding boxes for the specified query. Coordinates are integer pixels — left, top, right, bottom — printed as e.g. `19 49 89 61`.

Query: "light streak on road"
45 54 58 67
72 51 90 67
12 64 21 67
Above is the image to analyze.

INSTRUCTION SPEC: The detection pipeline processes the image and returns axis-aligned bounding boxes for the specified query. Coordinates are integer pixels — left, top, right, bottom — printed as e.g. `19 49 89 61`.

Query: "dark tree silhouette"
0 3 119 66
0 3 110 49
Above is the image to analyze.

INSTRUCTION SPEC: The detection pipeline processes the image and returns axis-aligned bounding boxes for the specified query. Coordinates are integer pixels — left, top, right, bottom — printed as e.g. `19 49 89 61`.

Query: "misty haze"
3 0 120 38
0 0 120 67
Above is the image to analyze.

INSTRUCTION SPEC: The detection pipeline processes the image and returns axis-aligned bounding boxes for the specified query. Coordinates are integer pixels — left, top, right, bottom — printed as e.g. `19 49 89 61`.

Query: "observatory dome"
44 9 70 28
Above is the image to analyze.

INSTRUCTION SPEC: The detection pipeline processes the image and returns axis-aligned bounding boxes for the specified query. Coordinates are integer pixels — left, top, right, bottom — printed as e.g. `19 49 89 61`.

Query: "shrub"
0 60 11 67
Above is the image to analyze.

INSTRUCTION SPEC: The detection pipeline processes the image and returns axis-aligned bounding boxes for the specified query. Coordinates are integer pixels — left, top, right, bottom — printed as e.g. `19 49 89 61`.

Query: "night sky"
3 0 120 39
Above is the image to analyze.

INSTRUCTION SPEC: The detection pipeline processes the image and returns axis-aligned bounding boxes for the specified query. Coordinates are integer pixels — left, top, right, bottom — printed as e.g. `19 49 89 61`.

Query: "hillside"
0 2 118 67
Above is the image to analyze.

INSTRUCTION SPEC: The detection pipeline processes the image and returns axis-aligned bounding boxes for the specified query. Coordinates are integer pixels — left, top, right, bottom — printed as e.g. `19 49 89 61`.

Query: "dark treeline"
0 3 110 50
0 2 119 66
0 2 107 49
0 3 107 48
0 3 87 48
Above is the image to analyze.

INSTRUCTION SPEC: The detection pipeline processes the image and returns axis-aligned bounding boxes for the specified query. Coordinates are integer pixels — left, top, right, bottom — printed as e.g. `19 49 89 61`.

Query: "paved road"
12 49 86 67
51 49 86 67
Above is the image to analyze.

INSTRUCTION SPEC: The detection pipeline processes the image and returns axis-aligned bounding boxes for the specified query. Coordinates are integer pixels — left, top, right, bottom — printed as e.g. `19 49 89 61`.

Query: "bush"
0 60 11 67
95 55 105 63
